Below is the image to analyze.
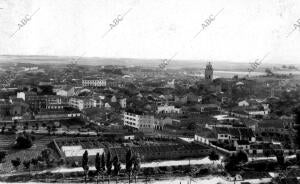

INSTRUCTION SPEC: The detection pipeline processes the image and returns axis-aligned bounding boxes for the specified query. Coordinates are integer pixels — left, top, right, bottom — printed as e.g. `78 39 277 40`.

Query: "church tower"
205 62 213 81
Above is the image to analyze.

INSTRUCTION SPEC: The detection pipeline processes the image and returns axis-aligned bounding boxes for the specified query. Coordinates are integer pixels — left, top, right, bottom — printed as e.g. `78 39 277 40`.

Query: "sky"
0 0 300 64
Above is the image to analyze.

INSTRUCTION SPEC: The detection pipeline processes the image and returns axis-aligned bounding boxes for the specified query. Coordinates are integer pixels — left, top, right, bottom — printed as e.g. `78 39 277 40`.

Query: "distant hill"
0 55 299 72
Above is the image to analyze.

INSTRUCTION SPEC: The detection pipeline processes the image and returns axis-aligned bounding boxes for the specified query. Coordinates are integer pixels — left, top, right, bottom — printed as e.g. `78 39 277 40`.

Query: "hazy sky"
0 0 300 64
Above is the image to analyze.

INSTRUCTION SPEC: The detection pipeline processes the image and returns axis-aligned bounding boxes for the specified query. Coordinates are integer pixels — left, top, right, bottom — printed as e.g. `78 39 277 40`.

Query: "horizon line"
0 54 299 66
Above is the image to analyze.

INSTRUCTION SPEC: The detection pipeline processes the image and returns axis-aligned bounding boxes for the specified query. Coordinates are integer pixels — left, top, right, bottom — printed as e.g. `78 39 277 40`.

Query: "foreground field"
0 134 60 174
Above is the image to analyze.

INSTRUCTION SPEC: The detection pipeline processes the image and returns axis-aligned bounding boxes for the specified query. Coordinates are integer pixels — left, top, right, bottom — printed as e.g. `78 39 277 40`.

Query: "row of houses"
82 78 124 88
69 96 126 110
194 113 295 155
16 91 128 112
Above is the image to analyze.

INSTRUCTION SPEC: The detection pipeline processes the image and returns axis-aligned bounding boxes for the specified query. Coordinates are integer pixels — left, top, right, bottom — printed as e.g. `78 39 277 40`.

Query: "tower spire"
205 62 213 81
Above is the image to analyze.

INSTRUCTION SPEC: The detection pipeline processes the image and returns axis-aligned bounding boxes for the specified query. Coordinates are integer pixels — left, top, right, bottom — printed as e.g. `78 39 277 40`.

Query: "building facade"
69 97 95 110
123 111 155 132
82 78 106 87
157 105 181 114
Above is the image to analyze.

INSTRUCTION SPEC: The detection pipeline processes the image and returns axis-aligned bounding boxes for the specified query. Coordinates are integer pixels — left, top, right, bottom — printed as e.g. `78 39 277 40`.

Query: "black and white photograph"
0 0 300 183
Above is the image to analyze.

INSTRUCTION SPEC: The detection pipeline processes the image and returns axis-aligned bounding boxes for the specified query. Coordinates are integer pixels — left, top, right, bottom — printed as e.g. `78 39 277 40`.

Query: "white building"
123 111 155 132
157 105 181 114
91 97 103 108
82 78 106 87
69 97 95 110
119 98 127 108
247 110 269 116
45 95 63 109
238 100 250 107
124 111 140 129
17 92 26 101
56 86 75 97
154 117 172 130
61 145 104 157
24 66 38 71
165 79 175 88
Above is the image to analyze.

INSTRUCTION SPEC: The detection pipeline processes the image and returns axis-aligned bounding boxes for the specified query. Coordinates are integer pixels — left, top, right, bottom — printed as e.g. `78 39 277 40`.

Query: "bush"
225 151 248 172
0 151 7 163
13 133 33 149
197 168 210 176
209 150 220 162
23 160 31 169
31 158 38 166
57 158 65 166
11 158 21 169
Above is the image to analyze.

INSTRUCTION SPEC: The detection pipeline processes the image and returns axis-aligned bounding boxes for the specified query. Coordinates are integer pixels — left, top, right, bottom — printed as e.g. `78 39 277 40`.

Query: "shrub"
11 158 21 169
0 151 7 163
13 133 33 149
31 158 38 166
23 160 31 169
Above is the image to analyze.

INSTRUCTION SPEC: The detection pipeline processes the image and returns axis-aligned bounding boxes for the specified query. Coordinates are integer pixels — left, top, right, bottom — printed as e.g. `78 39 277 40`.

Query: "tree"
233 75 238 80
296 152 300 166
236 151 248 163
47 126 51 135
31 158 38 166
133 154 141 183
276 152 285 169
187 122 196 131
265 68 273 76
41 148 51 165
23 160 31 170
113 155 121 184
263 150 271 158
126 149 134 184
225 151 248 172
95 153 101 184
57 158 65 166
0 151 7 163
14 133 33 149
209 150 220 164
106 150 113 184
11 158 21 170
225 154 237 171
294 107 300 149
101 153 106 183
82 150 89 184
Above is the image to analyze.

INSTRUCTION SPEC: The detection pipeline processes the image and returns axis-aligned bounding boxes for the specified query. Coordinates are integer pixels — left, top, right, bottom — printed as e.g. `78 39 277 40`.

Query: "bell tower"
205 62 213 81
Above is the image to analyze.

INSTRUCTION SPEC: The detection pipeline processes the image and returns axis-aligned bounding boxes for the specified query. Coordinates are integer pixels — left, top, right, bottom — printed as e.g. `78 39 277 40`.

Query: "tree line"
82 148 140 184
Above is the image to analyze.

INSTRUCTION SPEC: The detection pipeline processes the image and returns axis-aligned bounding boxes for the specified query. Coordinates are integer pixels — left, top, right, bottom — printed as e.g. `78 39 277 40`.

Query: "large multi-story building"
69 97 95 110
106 79 124 88
17 92 46 112
0 99 29 119
56 86 75 97
123 111 155 132
44 95 66 109
17 92 66 111
82 78 106 87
